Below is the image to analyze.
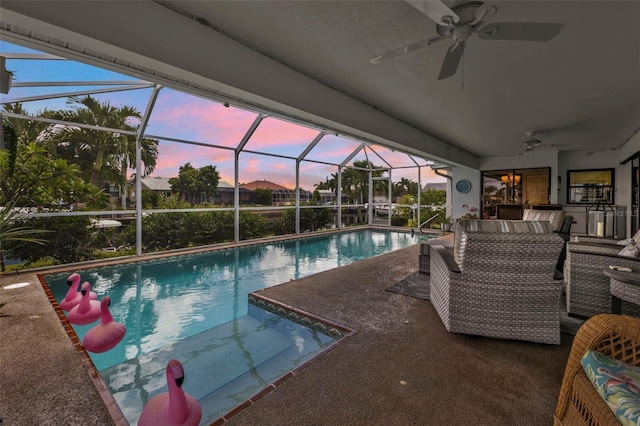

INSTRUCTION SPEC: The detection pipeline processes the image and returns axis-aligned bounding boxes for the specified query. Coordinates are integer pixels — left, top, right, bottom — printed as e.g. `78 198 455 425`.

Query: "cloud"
146 90 260 147
132 92 443 189
243 118 321 152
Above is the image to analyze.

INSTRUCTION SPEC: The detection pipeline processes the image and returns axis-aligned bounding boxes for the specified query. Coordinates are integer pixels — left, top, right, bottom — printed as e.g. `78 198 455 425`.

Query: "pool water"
45 229 426 424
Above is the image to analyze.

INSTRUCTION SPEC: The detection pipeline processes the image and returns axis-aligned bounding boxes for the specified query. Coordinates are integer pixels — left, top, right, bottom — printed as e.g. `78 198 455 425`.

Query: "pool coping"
36 276 357 426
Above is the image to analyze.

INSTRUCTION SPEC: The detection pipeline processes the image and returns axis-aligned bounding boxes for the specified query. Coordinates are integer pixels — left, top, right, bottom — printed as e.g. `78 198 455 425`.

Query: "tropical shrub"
139 195 272 251
4 215 93 265
281 206 331 233
391 216 408 226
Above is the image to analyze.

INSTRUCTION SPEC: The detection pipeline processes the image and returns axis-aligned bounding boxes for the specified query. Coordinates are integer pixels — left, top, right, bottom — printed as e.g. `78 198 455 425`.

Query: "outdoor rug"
386 272 430 300
386 272 584 336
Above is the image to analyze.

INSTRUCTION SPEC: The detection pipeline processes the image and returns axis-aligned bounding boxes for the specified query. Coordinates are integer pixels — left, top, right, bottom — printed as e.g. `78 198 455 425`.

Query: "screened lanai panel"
414 157 436 167
238 152 296 194
82 88 155 123
1 35 449 271
367 146 418 168
6 88 155 131
236 151 298 238
2 84 153 114
1 42 146 112
300 161 337 193
145 138 235 205
242 116 321 158
346 149 374 170
145 88 259 148
304 134 362 165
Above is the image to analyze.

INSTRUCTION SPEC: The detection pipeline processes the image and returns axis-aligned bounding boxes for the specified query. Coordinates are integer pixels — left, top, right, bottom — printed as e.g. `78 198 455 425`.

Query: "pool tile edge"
248 293 353 339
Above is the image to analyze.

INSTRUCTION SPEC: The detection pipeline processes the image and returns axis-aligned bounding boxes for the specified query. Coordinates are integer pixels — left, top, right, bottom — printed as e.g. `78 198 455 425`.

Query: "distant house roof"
423 182 447 191
217 180 253 193
140 177 172 192
240 180 291 191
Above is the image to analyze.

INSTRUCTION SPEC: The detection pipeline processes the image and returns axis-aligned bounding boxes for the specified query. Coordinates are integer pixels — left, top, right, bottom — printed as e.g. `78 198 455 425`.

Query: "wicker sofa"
555 314 640 425
418 210 572 274
522 208 567 232
523 209 573 271
565 231 640 318
429 219 565 344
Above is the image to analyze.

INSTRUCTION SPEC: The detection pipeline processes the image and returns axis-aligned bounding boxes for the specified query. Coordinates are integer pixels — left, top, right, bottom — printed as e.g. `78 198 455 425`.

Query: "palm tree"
47 95 159 206
2 103 54 146
119 125 159 207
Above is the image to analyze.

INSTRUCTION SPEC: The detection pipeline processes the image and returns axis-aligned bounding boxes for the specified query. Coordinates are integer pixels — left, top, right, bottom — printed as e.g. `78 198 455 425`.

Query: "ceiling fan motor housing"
449 1 485 23
436 1 485 38
452 25 473 41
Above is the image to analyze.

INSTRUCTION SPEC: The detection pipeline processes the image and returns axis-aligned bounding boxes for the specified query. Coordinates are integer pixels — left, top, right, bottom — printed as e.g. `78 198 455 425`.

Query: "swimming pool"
44 229 427 424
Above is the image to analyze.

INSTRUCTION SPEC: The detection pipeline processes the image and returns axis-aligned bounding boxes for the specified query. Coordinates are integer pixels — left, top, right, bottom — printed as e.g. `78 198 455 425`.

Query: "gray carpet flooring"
385 272 430 300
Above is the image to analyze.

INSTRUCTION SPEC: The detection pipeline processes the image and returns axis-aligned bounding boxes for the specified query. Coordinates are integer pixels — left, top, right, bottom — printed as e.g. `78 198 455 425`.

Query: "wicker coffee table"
603 267 640 314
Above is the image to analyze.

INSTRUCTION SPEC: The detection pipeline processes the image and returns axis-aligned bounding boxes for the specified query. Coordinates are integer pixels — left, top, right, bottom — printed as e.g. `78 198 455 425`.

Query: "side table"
419 234 454 274
603 268 640 314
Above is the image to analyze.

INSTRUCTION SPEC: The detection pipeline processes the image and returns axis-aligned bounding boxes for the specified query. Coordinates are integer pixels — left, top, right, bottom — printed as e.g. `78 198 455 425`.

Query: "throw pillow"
581 349 640 426
618 238 635 246
619 242 640 258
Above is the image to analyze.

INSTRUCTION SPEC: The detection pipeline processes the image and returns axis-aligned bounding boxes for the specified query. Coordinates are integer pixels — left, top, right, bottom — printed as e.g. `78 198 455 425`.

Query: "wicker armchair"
430 229 565 344
554 314 640 425
565 239 640 318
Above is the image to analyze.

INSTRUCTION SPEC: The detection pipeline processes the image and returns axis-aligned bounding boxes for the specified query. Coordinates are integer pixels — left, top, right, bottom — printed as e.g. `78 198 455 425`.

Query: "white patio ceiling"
0 1 639 168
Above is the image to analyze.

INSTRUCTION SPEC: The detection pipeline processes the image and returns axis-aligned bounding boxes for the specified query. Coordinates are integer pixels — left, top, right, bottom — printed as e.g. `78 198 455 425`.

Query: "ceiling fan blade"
472 20 487 32
478 23 564 41
370 36 447 64
405 0 459 25
438 41 466 80
470 4 497 26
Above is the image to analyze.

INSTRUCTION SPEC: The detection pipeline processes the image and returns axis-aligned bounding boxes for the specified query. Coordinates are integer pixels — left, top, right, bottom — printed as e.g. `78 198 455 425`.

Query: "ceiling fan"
522 131 542 151
370 0 564 80
488 131 556 156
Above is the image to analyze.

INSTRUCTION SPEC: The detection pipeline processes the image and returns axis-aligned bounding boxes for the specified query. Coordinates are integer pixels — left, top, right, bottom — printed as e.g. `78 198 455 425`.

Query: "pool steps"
101 304 336 425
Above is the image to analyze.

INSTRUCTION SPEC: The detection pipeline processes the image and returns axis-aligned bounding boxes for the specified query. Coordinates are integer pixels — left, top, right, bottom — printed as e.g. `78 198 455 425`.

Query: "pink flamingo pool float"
83 296 126 353
138 359 202 426
67 282 101 325
59 273 97 312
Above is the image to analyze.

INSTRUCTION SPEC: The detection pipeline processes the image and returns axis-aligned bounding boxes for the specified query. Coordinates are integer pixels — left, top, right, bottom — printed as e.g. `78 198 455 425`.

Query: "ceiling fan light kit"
371 0 564 80
523 139 541 151
522 131 542 151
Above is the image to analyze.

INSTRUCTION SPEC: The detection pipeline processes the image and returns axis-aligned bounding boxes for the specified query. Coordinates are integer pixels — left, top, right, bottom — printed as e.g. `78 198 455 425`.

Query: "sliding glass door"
482 168 551 219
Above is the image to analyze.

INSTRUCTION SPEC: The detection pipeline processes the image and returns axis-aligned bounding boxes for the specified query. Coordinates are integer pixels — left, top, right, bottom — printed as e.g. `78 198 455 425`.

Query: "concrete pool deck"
0 241 573 425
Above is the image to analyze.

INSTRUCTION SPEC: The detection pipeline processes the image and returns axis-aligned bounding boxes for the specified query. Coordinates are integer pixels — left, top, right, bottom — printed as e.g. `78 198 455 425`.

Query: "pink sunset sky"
3 41 445 191
142 89 445 189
